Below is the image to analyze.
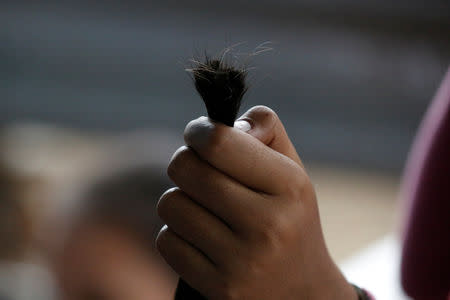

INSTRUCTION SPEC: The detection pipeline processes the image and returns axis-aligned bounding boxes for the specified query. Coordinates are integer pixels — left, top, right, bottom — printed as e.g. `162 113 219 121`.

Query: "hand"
156 106 357 300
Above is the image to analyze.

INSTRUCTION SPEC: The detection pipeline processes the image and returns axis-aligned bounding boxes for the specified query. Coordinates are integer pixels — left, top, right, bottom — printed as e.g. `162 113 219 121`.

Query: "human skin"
156 106 357 300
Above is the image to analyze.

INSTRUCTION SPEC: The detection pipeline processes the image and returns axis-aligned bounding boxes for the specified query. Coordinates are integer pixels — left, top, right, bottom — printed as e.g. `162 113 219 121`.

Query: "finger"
184 116 303 195
156 225 217 297
235 105 303 167
157 188 238 265
167 146 268 229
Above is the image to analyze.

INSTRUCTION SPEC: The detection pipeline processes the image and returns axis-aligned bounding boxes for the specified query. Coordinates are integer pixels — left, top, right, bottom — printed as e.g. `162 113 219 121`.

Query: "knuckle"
167 146 191 180
256 215 280 245
183 116 212 144
156 188 180 220
155 226 171 253
257 211 291 246
156 198 168 221
184 116 232 158
244 258 264 279
251 105 278 119
283 166 308 200
249 105 280 125
216 277 240 300
283 180 302 201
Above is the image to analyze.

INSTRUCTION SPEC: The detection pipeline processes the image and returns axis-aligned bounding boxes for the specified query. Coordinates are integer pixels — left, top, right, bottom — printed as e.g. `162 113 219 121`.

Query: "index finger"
184 117 304 195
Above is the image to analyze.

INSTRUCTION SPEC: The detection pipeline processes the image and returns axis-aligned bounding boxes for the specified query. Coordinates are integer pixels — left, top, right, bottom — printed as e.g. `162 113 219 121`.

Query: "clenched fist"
156 106 357 300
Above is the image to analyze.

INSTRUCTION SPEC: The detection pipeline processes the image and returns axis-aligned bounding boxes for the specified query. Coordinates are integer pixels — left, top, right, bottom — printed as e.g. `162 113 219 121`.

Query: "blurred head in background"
0 163 32 262
0 128 180 300
53 168 176 300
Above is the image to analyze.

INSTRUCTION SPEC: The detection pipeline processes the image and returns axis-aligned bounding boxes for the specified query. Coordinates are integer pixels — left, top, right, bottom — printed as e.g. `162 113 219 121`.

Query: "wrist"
312 277 358 300
305 259 358 300
316 276 358 300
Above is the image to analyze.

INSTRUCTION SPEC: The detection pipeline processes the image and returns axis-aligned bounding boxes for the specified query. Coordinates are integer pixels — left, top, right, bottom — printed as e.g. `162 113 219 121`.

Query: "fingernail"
234 120 251 132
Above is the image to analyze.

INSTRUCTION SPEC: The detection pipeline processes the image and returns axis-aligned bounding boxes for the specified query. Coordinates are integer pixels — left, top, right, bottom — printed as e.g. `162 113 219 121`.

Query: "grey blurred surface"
2 1 450 172
0 262 56 300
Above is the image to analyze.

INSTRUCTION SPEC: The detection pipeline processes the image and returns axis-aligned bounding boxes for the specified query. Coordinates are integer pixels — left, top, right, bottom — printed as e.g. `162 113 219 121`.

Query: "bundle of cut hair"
188 55 248 126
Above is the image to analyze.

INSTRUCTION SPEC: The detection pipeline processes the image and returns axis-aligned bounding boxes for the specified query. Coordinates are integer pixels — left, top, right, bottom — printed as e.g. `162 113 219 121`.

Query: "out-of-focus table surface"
340 234 411 300
309 165 400 261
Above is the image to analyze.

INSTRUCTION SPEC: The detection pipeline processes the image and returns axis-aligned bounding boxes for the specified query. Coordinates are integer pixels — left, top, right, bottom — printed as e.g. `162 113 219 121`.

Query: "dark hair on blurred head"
80 167 171 248
0 163 32 261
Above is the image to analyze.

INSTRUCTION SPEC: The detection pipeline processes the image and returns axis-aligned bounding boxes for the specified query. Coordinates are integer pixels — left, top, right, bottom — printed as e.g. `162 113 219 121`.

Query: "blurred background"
1 1 450 299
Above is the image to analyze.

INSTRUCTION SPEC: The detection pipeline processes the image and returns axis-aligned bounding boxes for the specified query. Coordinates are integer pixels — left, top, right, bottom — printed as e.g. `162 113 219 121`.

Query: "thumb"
234 106 303 167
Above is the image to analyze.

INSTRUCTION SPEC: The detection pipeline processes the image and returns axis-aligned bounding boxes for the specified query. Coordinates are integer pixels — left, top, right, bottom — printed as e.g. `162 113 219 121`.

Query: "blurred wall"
2 0 450 172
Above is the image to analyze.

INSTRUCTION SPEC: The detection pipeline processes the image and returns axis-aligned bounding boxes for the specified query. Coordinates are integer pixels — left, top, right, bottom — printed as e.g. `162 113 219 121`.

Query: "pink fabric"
363 289 375 299
399 67 450 299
